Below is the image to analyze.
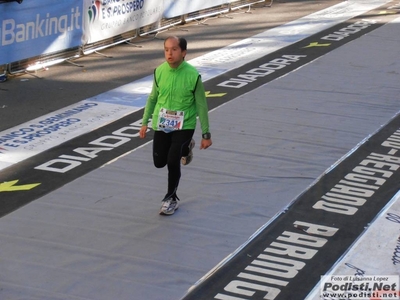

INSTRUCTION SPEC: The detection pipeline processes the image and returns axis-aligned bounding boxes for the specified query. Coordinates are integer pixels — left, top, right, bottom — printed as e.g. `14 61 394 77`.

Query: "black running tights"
153 129 195 198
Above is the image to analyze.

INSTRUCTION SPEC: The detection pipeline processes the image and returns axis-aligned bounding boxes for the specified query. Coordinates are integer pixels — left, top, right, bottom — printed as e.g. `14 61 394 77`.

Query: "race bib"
157 108 184 132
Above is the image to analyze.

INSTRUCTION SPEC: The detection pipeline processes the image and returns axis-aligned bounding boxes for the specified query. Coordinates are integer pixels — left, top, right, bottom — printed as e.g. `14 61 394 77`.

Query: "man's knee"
153 156 167 168
153 153 167 168
154 161 166 168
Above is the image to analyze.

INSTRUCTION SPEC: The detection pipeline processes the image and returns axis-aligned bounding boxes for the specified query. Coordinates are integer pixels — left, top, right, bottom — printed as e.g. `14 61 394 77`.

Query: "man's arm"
140 75 158 138
194 75 212 149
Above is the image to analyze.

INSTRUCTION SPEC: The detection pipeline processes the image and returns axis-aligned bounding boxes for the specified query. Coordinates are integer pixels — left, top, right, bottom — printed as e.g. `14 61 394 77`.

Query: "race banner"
0 101 138 171
83 0 162 44
0 0 83 65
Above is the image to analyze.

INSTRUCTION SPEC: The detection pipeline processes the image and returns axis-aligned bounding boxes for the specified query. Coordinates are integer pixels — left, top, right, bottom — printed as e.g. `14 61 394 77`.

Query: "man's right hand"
139 125 148 138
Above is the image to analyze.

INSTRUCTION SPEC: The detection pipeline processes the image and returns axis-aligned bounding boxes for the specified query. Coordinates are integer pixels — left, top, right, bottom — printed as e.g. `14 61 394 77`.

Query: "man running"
139 36 212 215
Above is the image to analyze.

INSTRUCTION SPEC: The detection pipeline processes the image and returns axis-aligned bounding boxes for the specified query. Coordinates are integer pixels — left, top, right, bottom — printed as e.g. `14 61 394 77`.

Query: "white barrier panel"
162 0 228 18
0 0 83 65
83 0 162 44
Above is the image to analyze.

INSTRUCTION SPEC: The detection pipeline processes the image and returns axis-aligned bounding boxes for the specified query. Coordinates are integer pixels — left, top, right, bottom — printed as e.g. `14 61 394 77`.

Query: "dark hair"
165 36 187 51
178 37 187 51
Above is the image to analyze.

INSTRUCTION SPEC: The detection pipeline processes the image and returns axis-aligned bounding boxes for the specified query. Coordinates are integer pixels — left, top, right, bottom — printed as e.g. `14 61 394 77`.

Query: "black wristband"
202 132 211 140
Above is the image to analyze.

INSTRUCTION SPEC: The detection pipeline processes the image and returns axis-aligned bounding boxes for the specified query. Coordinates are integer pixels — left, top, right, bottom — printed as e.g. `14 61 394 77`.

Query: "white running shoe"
181 139 195 165
160 196 180 215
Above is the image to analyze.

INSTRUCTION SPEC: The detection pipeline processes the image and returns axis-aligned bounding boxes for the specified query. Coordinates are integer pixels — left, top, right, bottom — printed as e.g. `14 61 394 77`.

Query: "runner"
139 36 212 215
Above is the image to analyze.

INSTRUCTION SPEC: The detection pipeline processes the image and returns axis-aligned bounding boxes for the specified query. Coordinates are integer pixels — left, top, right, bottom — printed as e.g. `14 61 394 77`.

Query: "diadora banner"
0 0 84 65
83 0 162 44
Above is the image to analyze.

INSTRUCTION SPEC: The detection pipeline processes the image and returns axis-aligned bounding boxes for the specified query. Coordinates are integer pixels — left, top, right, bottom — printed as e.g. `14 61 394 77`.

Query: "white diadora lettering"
215 222 338 300
1 7 81 46
321 19 377 41
34 119 145 173
313 128 400 215
217 55 307 89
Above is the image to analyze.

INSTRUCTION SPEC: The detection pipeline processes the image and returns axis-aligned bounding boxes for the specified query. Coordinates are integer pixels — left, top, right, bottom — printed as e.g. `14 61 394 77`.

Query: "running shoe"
160 196 180 215
181 139 195 165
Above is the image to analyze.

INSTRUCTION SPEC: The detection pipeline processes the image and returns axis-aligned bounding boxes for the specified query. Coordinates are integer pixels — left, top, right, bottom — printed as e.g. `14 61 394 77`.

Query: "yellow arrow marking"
205 91 227 98
0 180 41 192
379 10 397 14
303 42 331 48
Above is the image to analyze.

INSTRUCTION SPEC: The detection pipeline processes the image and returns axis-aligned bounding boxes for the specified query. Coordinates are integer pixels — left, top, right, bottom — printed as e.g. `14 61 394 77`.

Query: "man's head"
164 36 187 68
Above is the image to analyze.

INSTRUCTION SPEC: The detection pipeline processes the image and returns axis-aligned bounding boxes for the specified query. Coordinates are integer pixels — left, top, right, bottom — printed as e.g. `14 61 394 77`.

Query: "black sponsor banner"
181 112 400 299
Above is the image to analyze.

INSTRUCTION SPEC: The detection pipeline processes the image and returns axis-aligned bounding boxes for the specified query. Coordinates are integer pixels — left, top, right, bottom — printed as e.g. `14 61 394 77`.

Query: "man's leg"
153 130 170 168
166 130 195 197
158 130 194 215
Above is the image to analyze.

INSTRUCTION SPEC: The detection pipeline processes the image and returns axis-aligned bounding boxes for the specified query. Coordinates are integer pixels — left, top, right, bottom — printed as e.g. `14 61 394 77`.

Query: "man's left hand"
200 138 212 149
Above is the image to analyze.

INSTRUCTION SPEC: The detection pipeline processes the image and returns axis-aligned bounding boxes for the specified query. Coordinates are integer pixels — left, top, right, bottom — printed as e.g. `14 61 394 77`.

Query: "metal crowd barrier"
140 0 270 36
7 47 81 76
4 0 272 78
81 29 139 56
0 64 6 83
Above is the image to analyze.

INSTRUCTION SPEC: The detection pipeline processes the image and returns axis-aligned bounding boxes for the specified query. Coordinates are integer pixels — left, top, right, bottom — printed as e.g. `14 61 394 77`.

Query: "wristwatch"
202 132 211 140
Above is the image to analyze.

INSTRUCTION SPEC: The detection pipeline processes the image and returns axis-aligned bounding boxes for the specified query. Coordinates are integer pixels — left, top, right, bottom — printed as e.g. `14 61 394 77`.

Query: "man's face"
164 38 186 68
